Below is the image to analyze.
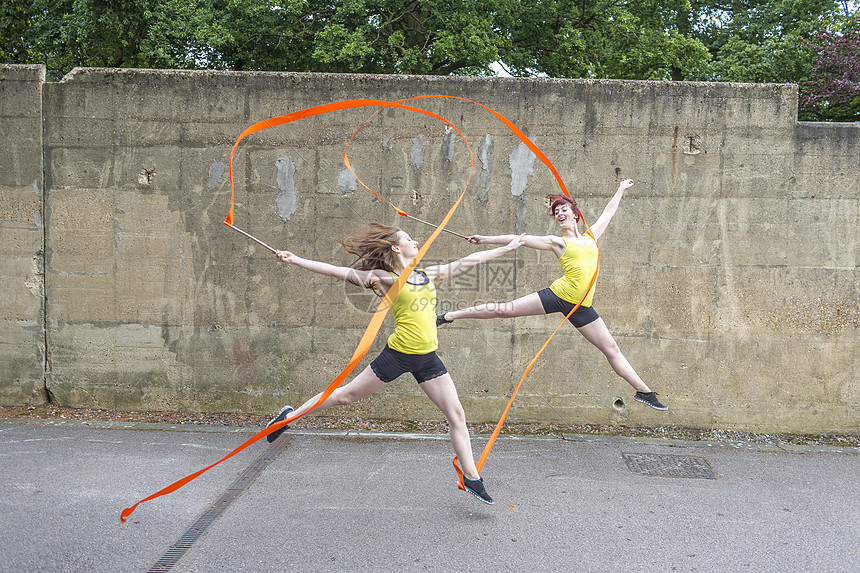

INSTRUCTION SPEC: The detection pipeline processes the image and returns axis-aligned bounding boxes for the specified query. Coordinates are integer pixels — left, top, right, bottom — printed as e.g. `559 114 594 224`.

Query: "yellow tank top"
386 270 438 354
549 237 598 306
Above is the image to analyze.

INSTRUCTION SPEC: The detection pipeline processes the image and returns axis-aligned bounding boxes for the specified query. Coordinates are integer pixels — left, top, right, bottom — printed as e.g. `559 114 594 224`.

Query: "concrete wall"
1 64 857 434
0 64 45 404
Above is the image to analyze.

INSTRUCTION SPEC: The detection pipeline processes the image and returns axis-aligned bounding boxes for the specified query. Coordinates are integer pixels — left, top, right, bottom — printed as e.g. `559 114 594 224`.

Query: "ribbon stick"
225 225 277 253
403 214 468 239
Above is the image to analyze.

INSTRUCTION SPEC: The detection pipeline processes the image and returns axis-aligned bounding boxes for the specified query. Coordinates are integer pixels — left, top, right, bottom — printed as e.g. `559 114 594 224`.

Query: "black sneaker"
462 476 494 505
634 392 668 411
436 313 453 327
265 405 294 443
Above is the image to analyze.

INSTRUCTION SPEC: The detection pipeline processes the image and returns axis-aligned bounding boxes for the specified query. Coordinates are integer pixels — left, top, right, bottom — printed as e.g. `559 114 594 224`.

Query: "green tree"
682 0 846 83
1 0 512 77
1 0 216 80
0 1 35 63
499 0 710 80
2 0 854 94
189 1 324 72
306 0 507 75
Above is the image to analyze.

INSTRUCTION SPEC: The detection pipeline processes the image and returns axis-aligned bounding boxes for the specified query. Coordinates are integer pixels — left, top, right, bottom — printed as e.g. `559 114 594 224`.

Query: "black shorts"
537 288 600 328
370 345 448 384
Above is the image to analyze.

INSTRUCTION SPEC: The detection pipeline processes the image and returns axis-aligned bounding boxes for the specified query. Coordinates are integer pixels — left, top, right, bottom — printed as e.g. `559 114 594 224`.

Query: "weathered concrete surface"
1 65 858 434
0 64 45 404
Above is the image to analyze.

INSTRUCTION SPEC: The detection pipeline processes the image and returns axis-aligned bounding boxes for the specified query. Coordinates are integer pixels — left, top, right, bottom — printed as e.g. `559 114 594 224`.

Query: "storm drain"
145 435 288 572
622 452 717 479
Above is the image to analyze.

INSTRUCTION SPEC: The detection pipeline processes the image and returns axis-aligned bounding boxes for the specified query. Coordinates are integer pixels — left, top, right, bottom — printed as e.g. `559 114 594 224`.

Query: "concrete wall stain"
208 161 225 190
410 134 426 169
509 140 537 233
442 131 458 162
275 154 298 222
475 134 493 204
337 168 357 194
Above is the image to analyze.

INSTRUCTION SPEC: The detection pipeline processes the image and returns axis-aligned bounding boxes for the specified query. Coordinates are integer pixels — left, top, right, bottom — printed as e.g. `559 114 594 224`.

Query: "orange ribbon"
122 98 474 523
122 96 596 522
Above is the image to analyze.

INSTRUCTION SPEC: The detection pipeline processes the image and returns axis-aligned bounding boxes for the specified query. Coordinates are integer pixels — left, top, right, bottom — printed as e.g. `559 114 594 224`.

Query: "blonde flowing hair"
340 223 403 273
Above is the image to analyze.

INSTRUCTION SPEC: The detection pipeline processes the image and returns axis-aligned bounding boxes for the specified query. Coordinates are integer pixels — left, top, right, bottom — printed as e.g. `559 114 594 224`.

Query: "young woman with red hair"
437 179 667 411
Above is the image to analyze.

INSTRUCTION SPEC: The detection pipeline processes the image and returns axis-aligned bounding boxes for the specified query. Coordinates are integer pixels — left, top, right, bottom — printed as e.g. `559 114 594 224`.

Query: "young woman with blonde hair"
266 223 525 504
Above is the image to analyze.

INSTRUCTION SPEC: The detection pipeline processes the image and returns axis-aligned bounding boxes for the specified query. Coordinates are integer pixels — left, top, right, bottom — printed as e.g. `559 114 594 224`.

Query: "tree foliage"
307 0 506 75
2 0 215 78
1 0 857 121
497 0 710 80
681 0 845 84
1 0 511 78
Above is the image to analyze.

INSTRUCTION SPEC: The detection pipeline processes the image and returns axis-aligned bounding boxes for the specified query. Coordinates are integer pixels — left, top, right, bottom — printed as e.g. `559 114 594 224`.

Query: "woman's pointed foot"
462 476 494 504
634 392 667 411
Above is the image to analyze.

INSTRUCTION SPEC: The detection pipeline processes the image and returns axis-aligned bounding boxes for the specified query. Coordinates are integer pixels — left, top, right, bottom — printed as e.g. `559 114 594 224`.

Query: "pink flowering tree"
800 19 860 122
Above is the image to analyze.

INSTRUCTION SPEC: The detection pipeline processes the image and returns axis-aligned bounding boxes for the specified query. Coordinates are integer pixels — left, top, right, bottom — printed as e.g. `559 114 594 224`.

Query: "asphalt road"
1 419 857 573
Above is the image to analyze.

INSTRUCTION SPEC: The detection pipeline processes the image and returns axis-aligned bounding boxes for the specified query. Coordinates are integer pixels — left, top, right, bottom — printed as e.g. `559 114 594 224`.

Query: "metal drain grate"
145 437 287 572
622 452 717 479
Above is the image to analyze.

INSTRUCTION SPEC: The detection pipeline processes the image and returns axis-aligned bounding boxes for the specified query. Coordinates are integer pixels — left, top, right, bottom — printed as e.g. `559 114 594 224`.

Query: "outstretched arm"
425 235 525 283
466 233 562 252
274 250 392 290
588 179 634 240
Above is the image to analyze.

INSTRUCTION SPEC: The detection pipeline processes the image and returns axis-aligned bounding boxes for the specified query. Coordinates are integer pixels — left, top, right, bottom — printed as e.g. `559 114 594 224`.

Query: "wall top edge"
50 65 797 95
0 63 46 81
795 120 860 129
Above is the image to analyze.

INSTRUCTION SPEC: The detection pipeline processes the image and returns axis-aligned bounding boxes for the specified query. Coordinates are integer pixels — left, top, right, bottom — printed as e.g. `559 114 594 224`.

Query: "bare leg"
419 373 481 480
443 291 545 322
576 318 651 392
289 365 386 419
